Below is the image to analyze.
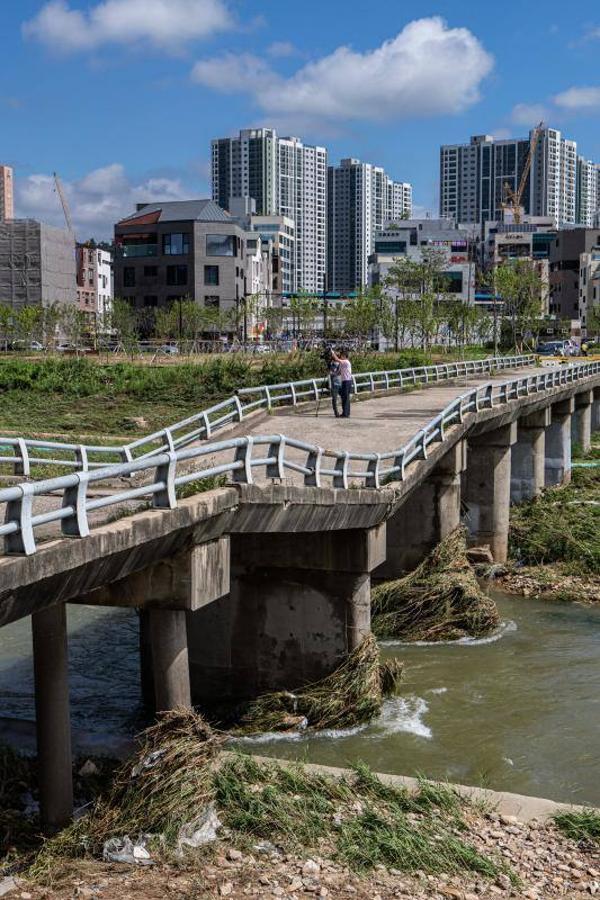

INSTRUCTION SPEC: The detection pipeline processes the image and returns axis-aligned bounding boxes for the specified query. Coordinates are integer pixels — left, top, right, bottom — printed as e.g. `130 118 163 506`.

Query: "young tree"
110 298 139 357
494 260 545 351
342 287 381 343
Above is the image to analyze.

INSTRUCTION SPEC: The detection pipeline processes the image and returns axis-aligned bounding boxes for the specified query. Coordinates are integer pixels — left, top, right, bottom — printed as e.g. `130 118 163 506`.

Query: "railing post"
233 394 243 422
61 473 90 538
233 437 254 484
333 452 350 489
5 482 36 555
14 438 30 477
266 435 286 480
305 447 323 487
366 454 381 488
153 451 178 508
74 445 89 472
392 448 406 480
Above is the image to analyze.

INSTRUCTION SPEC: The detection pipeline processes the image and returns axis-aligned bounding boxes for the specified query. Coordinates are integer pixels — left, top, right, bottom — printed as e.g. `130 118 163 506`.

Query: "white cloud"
192 17 493 124
14 163 202 239
267 40 297 58
510 103 549 126
553 86 600 111
23 0 232 52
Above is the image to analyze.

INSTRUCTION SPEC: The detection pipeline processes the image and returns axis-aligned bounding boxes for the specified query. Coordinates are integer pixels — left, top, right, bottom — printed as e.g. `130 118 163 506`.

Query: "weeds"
554 809 600 844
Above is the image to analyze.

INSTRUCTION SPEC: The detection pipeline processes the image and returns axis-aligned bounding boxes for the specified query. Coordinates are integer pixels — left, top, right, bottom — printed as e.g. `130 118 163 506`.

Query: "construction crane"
53 172 74 233
501 121 544 225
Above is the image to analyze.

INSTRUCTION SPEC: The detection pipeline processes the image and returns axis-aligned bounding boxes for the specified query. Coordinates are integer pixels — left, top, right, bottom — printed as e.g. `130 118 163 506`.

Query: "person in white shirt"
331 348 352 418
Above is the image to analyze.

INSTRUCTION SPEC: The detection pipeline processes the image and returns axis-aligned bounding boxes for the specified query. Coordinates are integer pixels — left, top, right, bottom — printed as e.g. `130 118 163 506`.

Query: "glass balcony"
119 244 158 258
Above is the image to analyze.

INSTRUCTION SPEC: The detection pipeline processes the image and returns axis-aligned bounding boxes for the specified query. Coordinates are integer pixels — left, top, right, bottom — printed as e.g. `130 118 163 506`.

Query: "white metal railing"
1 358 598 557
0 355 533 476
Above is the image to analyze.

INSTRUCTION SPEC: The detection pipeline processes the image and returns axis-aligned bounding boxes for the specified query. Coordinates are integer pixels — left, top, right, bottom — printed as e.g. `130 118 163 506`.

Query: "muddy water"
0 593 598 805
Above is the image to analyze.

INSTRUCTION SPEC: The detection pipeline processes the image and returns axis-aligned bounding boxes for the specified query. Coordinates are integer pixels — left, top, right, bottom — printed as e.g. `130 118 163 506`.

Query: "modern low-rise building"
549 227 600 320
113 200 249 318
368 218 476 303
0 219 76 310
76 244 113 319
578 247 600 333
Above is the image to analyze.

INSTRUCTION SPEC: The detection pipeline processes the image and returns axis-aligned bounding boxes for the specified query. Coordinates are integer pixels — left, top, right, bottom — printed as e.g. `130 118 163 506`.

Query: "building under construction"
0 219 76 310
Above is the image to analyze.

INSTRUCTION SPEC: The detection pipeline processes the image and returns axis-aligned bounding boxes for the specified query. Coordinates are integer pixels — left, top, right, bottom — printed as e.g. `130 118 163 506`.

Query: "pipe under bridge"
2 355 600 830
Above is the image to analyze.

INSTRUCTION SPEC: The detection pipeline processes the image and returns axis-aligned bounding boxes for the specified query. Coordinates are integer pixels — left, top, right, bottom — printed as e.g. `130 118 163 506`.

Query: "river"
0 592 598 806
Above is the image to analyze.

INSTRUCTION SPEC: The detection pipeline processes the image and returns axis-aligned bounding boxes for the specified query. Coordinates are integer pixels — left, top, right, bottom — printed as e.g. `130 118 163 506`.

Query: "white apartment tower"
0 165 14 221
576 157 600 227
211 128 327 293
440 128 588 227
327 158 412 293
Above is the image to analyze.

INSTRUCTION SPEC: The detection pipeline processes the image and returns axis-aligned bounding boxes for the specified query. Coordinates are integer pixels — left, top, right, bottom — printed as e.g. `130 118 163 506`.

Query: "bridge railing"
0 355 533 477
1 358 599 557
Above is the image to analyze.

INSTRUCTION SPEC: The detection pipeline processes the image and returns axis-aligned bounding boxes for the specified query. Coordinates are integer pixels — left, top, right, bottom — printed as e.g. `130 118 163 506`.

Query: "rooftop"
118 199 231 226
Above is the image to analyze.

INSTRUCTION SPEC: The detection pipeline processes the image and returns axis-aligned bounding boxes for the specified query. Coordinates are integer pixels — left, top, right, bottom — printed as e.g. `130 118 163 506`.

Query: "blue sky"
2 0 600 238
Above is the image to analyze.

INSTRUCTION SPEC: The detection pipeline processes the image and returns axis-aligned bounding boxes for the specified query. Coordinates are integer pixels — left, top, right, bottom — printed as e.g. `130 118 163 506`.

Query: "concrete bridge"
1 355 600 830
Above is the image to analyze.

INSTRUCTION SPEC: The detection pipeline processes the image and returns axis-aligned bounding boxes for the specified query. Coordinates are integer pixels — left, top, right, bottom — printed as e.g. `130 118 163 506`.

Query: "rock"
495 873 511 890
466 546 494 565
302 860 320 877
227 848 243 862
123 416 149 430
219 883 234 897
0 880 16 899
78 759 99 777
499 814 519 826
288 877 303 892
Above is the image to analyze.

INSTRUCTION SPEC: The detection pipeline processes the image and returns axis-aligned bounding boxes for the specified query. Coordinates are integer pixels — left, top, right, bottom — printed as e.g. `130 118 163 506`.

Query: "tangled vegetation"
236 634 403 735
509 468 600 575
372 529 500 641
554 809 600 845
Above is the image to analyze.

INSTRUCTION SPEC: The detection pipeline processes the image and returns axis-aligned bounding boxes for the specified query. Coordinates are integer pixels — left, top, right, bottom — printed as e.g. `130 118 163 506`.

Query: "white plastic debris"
131 749 166 778
177 803 222 853
102 835 154 865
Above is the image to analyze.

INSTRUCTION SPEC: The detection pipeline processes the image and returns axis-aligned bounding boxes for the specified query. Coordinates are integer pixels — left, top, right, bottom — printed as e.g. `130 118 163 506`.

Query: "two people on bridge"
328 348 353 418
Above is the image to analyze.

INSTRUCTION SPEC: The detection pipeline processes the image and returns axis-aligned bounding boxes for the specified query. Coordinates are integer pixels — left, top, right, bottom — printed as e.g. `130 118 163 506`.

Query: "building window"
144 265 158 277
205 296 220 308
163 233 190 255
123 267 136 287
204 265 219 286
167 265 188 286
144 296 158 307
206 233 235 256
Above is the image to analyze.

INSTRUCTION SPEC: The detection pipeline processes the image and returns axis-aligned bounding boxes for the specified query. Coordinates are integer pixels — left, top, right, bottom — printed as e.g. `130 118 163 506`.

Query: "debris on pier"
235 634 404 735
372 528 500 642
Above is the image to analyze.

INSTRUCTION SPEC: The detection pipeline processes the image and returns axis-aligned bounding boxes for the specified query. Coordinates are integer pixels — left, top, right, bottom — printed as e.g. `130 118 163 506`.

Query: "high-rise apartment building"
327 158 412 293
211 128 327 293
440 128 587 227
576 157 600 227
0 165 14 221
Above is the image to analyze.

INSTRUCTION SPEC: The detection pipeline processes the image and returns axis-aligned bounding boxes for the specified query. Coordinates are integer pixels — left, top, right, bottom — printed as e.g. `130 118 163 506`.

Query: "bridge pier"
511 410 549 504
572 390 593 453
465 423 517 563
187 525 385 701
592 388 600 433
31 604 73 831
148 609 192 711
377 441 466 576
546 398 574 487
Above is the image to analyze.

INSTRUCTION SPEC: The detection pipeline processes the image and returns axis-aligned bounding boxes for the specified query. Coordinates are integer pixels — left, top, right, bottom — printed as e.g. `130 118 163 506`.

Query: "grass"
554 809 600 844
372 529 500 641
235 634 403 735
215 754 503 878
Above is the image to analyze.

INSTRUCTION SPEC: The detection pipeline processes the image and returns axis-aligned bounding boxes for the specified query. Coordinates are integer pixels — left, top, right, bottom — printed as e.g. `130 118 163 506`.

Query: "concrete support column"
149 608 192 712
465 423 517 563
572 390 593 453
511 409 550 504
187 525 385 701
31 604 73 831
545 398 574 487
378 440 466 577
591 388 600 433
138 610 155 711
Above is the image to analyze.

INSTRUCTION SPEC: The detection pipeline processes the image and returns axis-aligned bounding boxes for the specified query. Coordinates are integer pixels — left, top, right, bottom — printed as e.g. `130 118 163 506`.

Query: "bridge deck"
244 366 539 454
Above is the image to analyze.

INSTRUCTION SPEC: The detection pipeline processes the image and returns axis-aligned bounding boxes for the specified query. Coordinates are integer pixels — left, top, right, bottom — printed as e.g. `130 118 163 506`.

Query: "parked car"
536 340 577 357
158 343 180 355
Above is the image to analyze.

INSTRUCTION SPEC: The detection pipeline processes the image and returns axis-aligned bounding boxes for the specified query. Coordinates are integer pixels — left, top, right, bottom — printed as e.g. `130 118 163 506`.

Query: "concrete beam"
149 608 192 712
79 537 230 612
31 604 73 831
465 424 517 562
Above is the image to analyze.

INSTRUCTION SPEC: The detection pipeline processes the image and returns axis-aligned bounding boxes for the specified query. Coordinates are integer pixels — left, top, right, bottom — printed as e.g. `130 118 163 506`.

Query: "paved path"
245 366 539 455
